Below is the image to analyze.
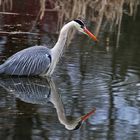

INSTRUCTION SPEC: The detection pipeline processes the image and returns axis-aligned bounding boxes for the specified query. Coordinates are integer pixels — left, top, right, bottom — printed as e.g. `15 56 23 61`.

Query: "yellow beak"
84 27 98 42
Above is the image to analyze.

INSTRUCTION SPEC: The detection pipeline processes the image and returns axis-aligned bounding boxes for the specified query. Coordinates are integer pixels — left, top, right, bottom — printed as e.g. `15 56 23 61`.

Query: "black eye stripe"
74 19 85 28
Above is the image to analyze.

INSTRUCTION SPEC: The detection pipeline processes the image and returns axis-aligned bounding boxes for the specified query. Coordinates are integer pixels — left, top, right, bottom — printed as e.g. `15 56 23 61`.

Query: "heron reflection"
0 76 96 130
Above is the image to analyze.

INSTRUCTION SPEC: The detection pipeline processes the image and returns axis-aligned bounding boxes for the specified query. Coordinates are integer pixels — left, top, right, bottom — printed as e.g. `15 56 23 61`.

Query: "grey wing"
3 49 51 76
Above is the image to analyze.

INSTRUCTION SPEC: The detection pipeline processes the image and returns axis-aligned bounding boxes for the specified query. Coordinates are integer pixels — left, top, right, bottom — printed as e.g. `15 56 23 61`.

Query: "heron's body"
0 19 97 76
0 46 51 76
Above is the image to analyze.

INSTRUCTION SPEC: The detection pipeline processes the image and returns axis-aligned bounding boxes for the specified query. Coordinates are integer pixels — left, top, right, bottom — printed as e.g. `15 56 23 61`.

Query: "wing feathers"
2 46 51 76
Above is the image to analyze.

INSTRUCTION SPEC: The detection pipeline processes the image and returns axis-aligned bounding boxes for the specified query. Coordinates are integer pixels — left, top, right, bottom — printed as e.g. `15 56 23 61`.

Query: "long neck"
46 21 75 76
51 21 74 57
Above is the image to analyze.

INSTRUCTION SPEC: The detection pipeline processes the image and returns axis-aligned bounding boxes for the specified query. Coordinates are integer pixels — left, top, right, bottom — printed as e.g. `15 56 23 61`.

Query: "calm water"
0 3 140 140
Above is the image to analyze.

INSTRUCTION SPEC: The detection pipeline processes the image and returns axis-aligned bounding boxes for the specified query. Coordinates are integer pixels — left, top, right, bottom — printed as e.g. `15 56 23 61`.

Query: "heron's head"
73 19 98 42
65 108 96 130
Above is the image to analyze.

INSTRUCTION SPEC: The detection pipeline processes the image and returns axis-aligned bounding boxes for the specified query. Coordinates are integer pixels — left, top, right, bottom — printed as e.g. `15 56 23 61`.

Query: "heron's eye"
80 24 84 28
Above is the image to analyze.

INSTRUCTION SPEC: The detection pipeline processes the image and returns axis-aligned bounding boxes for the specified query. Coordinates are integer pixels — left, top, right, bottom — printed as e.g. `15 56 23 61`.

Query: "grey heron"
0 19 98 76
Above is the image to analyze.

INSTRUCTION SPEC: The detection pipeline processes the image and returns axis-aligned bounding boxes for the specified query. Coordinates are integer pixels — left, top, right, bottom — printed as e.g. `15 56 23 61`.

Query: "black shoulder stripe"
48 54 52 63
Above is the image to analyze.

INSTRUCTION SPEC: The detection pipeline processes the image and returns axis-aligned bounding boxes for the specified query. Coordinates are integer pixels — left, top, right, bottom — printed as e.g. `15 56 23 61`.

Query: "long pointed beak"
84 27 98 42
81 107 96 122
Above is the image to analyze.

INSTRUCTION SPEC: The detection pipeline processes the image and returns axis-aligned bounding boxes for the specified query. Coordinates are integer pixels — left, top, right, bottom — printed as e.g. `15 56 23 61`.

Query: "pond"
0 1 140 140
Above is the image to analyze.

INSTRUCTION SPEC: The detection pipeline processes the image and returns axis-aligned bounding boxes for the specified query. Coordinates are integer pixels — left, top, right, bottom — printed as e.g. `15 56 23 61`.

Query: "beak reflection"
81 107 96 122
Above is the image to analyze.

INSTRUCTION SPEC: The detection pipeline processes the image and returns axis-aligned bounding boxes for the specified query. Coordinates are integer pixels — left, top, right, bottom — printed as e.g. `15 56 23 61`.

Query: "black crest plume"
74 19 85 28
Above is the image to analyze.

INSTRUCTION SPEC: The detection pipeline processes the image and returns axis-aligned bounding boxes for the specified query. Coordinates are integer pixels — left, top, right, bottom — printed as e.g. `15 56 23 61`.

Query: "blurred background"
0 0 140 140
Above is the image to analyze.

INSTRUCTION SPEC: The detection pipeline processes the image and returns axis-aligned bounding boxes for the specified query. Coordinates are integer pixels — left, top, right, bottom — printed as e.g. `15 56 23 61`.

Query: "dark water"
0 3 140 140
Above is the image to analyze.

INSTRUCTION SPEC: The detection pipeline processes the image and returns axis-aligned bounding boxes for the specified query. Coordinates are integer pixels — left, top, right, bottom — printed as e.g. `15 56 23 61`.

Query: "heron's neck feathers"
51 21 74 56
47 21 75 76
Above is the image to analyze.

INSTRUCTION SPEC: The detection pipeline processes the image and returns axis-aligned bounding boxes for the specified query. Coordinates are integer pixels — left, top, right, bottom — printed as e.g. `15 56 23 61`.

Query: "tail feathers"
0 64 5 74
